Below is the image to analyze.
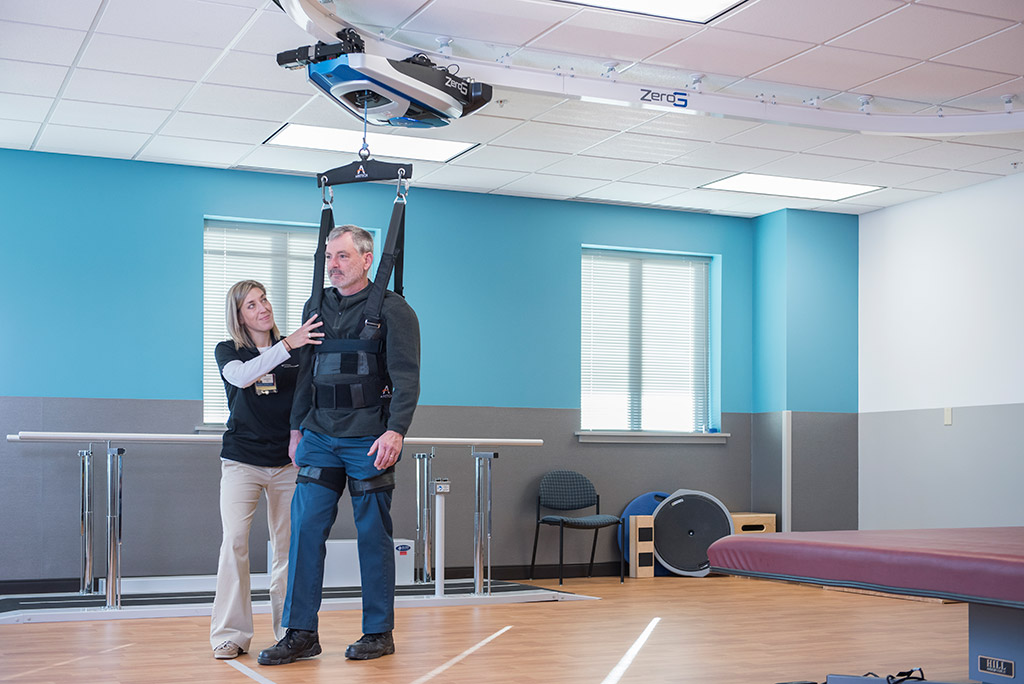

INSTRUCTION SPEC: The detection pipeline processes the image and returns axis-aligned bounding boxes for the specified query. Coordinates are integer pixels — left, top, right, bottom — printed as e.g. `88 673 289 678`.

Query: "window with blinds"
202 219 320 425
581 248 711 433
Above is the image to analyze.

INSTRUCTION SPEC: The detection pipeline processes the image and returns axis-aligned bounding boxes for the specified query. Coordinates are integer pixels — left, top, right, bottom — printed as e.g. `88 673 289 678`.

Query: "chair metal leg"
558 522 564 585
619 520 624 583
529 522 541 580
588 528 599 577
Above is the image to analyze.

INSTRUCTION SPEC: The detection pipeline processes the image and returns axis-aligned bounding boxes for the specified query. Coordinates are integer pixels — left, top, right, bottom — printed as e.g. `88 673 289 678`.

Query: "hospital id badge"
255 373 277 395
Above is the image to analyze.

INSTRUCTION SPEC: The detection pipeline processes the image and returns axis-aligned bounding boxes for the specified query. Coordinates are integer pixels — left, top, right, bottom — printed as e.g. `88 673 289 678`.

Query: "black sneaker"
257 628 322 665
344 631 395 660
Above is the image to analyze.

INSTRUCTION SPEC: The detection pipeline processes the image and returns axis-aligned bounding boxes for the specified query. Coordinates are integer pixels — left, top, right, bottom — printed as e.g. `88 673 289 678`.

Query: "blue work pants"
281 430 396 634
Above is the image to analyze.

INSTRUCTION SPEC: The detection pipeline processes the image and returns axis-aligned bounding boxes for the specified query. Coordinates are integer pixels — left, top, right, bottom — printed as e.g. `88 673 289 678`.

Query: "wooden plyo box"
730 512 776 534
629 515 655 578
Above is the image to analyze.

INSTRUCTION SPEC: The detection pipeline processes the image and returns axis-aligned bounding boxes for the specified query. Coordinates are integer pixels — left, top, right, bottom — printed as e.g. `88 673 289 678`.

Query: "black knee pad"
348 467 395 496
296 465 347 494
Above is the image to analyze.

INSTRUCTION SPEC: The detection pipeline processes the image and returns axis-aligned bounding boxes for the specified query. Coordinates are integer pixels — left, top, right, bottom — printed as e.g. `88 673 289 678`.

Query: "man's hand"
368 430 404 470
288 430 302 466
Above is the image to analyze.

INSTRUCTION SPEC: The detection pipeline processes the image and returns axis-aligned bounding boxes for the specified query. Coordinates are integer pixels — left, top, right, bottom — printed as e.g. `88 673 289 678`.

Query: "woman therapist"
211 280 322 660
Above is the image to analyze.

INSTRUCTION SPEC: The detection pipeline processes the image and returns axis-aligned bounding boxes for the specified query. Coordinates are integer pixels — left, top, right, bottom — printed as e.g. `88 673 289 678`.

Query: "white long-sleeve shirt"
220 341 291 388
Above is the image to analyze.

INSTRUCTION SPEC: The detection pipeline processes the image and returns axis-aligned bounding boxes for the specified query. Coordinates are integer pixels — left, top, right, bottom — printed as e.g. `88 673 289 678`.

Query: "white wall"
859 171 1024 529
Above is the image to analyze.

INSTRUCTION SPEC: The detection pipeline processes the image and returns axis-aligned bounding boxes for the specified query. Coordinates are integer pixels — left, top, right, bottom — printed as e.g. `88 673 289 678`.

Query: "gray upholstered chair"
529 470 624 585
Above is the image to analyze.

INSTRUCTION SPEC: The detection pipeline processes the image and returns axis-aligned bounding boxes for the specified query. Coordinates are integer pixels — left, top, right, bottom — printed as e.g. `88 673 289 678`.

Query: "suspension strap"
308 181 335 319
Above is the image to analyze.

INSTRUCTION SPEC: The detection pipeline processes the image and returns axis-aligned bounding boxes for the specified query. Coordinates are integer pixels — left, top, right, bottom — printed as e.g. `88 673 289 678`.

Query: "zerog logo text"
640 88 688 108
445 76 468 95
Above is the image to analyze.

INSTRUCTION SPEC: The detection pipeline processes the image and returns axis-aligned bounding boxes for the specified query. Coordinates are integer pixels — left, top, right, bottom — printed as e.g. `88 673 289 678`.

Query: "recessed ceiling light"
550 0 748 23
701 173 880 201
266 123 476 163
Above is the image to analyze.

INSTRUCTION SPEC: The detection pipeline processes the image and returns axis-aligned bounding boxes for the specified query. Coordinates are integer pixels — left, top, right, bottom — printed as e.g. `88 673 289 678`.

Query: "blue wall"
1 149 772 412
750 209 858 413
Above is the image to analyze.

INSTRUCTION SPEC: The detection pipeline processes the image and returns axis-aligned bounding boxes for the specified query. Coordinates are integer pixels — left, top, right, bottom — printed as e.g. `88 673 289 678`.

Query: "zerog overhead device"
273 0 492 128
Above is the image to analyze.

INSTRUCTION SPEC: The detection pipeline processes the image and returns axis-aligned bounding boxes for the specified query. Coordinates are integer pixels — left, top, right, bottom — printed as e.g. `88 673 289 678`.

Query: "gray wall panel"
791 412 857 531
2 398 754 582
751 412 783 525
859 403 1024 529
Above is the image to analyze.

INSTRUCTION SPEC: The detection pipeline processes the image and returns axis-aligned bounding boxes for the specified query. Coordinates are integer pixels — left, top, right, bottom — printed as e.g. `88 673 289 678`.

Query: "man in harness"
258 224 420 665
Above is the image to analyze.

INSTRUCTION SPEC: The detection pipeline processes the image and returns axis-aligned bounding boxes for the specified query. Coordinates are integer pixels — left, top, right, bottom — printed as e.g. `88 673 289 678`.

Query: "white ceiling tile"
577 182 679 204
139 135 253 167
934 25 1024 75
1 0 103 30
945 77 1024 113
898 169 1000 192
842 187 936 206
727 195 826 214
491 121 613 154
63 69 194 109
887 141 1017 168
402 0 577 45
621 164 731 188
206 49 311 94
325 0 426 27
449 145 569 172
289 94 366 130
211 0 267 7
806 133 940 161
581 132 705 163
632 112 761 142
656 188 751 211
498 173 607 199
0 21 86 66
181 83 311 121
812 201 882 214
161 111 282 144
97 0 256 48
386 113 522 144
534 100 661 130
828 162 946 186
539 154 653 180
714 0 903 42
753 46 916 91
239 145 347 174
0 118 40 148
416 165 528 191
751 153 872 179
672 142 793 171
830 5 1013 60
648 28 815 79
483 90 568 120
720 122 849 152
917 0 1024 21
858 62 1016 105
0 93 53 122
233 7 321 56
50 100 170 133
79 33 221 81
0 59 69 97
34 123 150 158
961 153 1024 175
527 8 699 62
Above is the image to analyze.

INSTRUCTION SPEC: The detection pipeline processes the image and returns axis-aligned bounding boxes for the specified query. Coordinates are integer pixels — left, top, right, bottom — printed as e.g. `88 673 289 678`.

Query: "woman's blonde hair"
225 280 281 350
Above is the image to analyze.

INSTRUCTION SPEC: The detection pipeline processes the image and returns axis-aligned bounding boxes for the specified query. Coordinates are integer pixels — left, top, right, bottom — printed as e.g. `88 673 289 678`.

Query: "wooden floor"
0 576 970 684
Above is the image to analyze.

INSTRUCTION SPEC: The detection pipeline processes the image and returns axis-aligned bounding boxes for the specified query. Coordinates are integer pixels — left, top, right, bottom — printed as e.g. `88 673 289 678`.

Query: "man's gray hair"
327 225 374 255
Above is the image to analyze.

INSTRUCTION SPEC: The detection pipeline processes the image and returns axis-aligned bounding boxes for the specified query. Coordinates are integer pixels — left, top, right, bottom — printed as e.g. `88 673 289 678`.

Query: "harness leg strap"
348 467 395 496
296 465 348 494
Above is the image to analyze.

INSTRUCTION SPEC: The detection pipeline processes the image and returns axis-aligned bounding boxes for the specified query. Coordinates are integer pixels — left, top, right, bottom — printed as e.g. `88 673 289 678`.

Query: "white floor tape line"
599 617 661 684
408 625 514 684
226 659 279 684
0 642 134 681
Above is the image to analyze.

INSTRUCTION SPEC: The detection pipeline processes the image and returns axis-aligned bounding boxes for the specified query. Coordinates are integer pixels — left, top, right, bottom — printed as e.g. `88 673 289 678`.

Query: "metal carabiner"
395 168 409 203
320 177 333 207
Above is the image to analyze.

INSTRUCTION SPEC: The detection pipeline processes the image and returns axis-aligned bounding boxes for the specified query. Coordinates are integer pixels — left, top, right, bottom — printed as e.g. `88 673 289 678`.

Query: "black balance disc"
652 489 734 577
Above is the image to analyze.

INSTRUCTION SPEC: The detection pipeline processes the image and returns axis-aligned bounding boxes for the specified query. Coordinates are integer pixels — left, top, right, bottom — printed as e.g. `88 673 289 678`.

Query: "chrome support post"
413 449 434 583
433 477 449 597
105 444 125 609
79 448 95 595
472 450 498 595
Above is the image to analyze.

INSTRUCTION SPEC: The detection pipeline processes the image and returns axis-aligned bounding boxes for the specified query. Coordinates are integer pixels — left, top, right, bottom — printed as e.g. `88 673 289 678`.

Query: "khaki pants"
210 459 295 651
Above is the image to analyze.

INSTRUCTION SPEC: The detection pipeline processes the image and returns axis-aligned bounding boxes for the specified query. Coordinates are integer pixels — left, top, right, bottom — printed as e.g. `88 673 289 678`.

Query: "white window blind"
202 219 319 425
581 248 711 433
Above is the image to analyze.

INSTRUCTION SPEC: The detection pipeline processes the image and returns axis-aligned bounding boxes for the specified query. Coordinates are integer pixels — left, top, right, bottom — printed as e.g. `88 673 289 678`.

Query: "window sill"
575 430 729 445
